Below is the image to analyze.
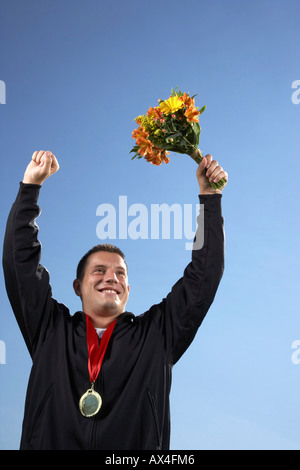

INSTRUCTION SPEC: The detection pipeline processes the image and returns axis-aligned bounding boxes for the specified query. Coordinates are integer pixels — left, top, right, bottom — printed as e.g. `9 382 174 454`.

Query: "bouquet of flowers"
130 88 226 190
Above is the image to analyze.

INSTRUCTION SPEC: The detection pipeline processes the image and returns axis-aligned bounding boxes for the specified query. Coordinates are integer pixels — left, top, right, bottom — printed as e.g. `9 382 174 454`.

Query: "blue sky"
0 0 299 450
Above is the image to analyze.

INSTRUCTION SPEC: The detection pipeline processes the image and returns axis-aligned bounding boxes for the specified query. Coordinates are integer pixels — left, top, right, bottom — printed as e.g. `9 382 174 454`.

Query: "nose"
103 269 118 283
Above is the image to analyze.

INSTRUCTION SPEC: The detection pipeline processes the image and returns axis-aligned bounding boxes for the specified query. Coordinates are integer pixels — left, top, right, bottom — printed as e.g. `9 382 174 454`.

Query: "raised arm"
150 154 228 364
2 151 59 356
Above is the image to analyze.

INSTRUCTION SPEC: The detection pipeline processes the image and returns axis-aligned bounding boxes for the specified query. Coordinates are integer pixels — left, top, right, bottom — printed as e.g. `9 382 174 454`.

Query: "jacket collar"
74 311 136 337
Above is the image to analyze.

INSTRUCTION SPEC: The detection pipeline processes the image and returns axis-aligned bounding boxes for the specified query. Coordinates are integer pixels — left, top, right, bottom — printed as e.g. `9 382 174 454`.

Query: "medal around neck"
80 316 117 418
79 383 102 418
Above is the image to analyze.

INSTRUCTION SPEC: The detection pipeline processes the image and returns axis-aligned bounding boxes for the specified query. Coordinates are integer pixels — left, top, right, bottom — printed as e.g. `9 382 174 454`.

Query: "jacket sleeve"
2 183 56 358
150 194 225 365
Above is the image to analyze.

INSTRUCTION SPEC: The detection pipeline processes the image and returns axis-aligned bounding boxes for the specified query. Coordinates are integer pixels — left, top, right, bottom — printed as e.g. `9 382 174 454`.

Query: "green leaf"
171 86 184 97
199 105 206 115
130 145 139 154
186 123 200 148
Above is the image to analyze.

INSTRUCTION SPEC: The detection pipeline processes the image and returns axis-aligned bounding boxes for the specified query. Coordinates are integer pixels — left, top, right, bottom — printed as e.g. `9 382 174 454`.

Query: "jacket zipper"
146 387 162 450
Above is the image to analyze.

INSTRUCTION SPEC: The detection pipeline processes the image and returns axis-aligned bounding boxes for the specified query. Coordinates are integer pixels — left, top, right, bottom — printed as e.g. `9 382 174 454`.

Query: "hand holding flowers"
130 88 227 191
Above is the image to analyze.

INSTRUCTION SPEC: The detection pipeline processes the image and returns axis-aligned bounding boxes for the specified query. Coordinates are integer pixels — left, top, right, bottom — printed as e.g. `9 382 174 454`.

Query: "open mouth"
97 287 120 295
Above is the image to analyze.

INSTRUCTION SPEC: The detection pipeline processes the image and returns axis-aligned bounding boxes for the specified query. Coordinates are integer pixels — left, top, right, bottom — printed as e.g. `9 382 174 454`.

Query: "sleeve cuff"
16 182 42 205
198 193 222 217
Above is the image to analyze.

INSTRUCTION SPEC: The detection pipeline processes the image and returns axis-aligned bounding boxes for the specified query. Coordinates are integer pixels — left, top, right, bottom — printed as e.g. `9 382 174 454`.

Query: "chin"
102 301 120 312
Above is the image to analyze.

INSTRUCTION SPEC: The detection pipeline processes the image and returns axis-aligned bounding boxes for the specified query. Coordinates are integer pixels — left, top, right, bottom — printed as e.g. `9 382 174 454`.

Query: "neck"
84 311 120 329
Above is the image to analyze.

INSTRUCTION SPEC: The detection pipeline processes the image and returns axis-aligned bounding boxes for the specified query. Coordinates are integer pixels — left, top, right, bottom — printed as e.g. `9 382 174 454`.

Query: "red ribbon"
85 315 117 384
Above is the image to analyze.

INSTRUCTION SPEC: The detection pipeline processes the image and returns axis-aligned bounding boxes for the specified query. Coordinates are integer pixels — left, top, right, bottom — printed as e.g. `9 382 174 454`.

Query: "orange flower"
179 92 194 108
147 106 163 120
184 107 200 122
132 123 170 164
144 147 170 165
136 136 153 157
160 150 170 164
132 126 149 140
178 92 200 122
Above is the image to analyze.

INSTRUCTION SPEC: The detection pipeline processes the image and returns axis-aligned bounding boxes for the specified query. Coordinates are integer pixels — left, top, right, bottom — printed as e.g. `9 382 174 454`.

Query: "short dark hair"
76 244 127 281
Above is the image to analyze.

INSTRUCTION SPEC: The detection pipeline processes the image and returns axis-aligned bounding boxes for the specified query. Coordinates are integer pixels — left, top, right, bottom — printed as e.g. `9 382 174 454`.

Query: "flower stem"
190 148 204 164
177 137 226 190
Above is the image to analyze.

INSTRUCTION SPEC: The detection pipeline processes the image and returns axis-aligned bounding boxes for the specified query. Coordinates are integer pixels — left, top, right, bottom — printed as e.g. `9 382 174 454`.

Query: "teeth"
101 289 118 294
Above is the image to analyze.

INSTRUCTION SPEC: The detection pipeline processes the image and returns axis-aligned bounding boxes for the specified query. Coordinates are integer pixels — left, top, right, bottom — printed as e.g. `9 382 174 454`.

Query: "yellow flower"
159 96 184 115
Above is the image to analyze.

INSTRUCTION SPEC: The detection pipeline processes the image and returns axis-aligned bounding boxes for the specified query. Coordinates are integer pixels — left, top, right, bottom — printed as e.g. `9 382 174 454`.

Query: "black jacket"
3 183 224 450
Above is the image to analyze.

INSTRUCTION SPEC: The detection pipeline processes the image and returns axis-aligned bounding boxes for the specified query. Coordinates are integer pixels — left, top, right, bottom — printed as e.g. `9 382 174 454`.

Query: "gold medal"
79 383 102 418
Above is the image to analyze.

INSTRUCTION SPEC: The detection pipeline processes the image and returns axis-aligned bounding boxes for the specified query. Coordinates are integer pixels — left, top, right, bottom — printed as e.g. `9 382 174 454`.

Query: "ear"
73 279 82 297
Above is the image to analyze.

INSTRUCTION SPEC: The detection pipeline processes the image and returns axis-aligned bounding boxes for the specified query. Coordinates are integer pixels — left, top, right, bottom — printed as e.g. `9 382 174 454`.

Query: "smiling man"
3 150 227 450
73 247 130 328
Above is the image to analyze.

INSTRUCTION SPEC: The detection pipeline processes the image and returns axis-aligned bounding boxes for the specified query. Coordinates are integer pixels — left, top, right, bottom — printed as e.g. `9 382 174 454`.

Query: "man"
3 150 227 450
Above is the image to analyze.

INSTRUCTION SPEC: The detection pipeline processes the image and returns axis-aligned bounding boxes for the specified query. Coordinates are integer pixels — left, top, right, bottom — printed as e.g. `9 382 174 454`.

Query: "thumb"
196 156 207 178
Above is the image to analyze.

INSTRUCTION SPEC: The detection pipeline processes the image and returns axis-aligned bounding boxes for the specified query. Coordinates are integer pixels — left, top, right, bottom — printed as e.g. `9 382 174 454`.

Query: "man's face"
74 251 130 324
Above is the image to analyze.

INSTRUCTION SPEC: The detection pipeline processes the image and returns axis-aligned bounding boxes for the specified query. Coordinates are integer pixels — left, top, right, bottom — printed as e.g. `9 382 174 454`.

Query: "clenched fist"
23 150 59 185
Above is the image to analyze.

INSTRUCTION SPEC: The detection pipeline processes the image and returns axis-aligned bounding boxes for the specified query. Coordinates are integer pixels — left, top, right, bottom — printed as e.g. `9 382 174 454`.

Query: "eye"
95 268 105 274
